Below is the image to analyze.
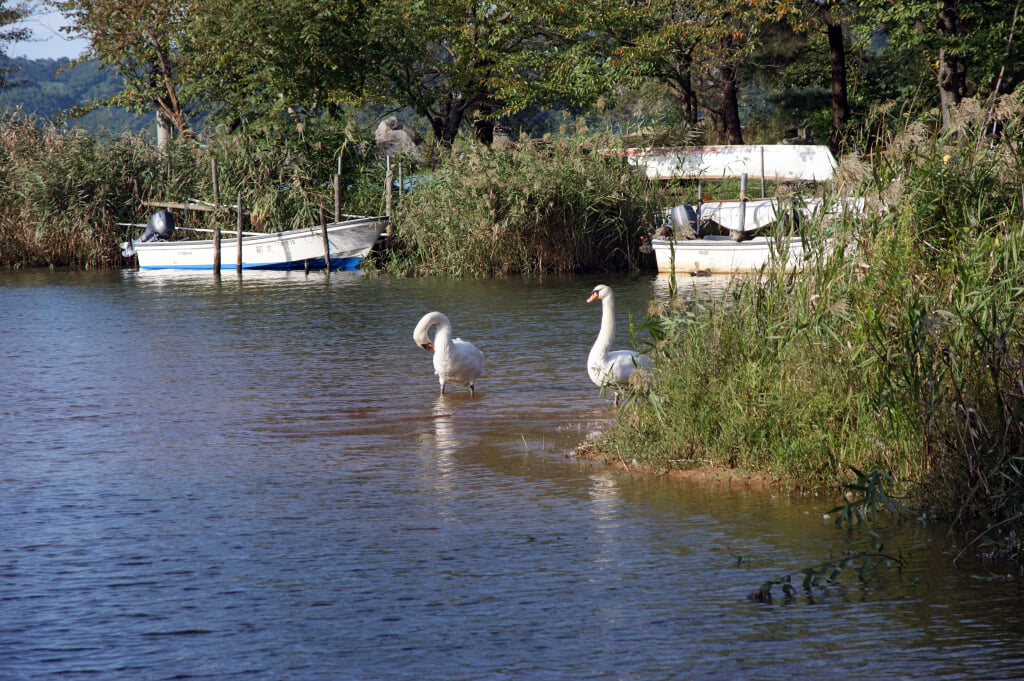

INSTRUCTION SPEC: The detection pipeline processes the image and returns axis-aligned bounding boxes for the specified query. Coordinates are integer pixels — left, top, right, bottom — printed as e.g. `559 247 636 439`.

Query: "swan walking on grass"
586 284 647 396
413 311 484 396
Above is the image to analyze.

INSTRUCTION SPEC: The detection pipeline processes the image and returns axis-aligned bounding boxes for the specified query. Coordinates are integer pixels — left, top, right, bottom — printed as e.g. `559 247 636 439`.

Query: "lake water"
3 268 1023 680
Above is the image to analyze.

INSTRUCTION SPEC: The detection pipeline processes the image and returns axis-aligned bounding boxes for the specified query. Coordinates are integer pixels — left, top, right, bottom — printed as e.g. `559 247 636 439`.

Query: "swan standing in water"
413 311 484 396
586 284 647 396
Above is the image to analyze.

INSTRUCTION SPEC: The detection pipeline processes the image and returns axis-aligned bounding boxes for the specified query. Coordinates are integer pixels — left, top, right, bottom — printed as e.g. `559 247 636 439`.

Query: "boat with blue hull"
121 211 388 271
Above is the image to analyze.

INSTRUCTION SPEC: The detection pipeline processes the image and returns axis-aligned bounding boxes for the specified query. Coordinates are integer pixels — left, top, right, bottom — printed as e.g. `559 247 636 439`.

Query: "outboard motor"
669 204 700 239
138 210 176 242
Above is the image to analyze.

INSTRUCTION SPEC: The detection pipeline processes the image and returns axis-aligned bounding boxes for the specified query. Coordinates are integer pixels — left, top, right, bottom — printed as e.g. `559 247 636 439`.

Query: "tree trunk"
936 0 967 129
826 16 849 150
937 47 967 128
156 110 173 149
428 95 470 145
473 104 495 144
721 64 743 145
666 54 699 126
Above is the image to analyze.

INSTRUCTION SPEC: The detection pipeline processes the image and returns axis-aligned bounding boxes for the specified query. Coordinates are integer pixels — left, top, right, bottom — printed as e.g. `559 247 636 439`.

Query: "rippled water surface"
3 268 1024 680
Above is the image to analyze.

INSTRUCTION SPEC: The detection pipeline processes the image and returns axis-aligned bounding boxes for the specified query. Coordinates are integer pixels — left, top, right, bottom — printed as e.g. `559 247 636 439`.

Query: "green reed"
0 111 384 268
378 134 661 276
602 96 1024 560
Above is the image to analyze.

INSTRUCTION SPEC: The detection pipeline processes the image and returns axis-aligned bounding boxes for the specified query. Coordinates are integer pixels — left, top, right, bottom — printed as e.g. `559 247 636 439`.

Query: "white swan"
586 284 646 391
413 311 484 396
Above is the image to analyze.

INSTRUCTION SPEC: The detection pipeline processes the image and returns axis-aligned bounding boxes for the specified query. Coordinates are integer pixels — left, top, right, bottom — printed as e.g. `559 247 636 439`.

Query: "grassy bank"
600 97 1024 560
0 112 384 269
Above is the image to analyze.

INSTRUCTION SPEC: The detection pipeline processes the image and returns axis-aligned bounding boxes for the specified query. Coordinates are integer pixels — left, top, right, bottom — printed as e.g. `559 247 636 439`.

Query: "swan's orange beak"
587 292 599 303
420 342 434 350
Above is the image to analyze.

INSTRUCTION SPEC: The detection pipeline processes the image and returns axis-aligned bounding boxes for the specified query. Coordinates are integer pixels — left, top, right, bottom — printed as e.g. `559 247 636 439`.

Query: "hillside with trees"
0 56 154 134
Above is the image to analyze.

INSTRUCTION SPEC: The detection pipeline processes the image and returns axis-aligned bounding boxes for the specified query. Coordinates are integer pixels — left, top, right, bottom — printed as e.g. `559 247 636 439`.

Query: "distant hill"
0 56 155 136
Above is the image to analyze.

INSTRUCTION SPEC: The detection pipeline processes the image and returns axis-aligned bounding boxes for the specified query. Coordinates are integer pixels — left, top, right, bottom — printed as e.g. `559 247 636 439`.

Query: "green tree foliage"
54 0 194 144
366 0 586 144
185 0 379 133
0 0 31 87
562 0 821 144
860 0 1024 129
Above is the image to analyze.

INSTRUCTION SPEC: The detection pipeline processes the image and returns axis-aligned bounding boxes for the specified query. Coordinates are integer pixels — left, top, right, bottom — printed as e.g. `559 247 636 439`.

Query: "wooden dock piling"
320 206 331 275
212 159 221 275
236 192 243 272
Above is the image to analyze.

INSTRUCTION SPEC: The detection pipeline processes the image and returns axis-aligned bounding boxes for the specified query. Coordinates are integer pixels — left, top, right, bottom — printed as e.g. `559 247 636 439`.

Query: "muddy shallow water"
3 268 1023 680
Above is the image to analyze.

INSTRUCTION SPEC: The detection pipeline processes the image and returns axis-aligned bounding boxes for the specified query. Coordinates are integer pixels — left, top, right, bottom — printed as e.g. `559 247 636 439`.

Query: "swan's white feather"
586 284 647 389
413 312 484 396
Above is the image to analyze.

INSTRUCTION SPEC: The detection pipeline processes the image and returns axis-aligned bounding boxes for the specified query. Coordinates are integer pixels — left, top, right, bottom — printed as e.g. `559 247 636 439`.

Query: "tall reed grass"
0 111 385 268
604 95 1024 560
379 134 661 276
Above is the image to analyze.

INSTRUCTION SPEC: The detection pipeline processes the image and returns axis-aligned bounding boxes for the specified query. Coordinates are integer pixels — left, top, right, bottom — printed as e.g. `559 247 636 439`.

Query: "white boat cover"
625 145 837 182
672 196 866 233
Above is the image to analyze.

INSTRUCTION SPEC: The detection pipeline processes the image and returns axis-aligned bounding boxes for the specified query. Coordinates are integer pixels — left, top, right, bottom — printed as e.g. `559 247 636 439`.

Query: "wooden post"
213 224 221 273
211 159 221 275
760 146 765 198
696 181 703 223
739 173 748 234
236 191 243 272
320 206 331 274
334 174 341 223
384 157 393 236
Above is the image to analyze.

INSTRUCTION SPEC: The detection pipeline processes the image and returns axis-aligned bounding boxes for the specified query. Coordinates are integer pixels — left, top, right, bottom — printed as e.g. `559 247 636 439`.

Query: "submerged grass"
603 95 1024 560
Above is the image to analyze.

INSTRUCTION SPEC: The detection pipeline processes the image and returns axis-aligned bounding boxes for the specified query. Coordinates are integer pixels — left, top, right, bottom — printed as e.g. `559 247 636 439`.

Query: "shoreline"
570 444 776 492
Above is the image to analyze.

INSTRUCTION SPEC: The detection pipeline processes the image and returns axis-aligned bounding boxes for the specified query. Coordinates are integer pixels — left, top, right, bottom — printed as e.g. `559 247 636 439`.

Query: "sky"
7 9 89 61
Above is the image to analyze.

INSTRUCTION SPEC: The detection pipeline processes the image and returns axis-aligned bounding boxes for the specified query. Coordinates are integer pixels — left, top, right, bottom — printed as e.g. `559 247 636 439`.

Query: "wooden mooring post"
384 156 393 236
334 156 342 223
739 173 748 234
212 159 221 275
320 206 331 275
236 191 243 273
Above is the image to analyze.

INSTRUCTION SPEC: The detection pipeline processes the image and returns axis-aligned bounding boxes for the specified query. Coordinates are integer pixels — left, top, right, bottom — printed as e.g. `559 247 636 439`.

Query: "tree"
863 0 1024 130
1 0 32 88
184 0 378 133
54 0 192 146
368 0 590 145
579 0 798 145
773 1 857 150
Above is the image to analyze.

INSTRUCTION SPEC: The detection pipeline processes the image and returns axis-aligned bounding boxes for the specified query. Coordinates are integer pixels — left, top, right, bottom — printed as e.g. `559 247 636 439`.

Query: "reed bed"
0 112 384 268
604 96 1024 560
379 135 661 276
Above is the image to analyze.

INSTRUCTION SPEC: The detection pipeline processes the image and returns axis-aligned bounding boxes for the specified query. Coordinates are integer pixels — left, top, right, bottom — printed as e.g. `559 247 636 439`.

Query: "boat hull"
652 235 807 274
124 216 388 271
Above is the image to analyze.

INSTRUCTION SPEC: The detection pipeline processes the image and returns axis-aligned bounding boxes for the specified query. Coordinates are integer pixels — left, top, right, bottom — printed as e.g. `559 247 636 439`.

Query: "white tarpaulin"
699 199 778 232
626 145 837 182
687 196 867 233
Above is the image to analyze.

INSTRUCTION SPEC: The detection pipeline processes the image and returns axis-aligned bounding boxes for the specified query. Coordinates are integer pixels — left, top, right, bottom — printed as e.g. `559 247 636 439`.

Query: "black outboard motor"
138 210 176 242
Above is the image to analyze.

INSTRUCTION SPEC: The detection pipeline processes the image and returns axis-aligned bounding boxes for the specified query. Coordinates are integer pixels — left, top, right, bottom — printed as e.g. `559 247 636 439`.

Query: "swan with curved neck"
413 311 484 396
586 284 644 389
